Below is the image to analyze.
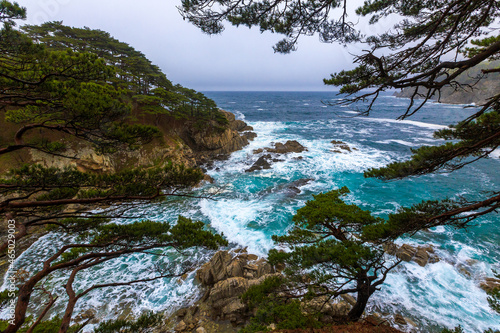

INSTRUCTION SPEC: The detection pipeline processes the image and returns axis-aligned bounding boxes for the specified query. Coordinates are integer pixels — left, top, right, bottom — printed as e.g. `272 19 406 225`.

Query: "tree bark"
347 275 371 321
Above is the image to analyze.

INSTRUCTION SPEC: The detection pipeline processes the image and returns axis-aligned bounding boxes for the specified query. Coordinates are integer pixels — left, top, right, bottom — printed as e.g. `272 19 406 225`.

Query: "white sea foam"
362 117 448 130
375 139 417 147
490 148 500 159
235 111 246 120
199 199 274 256
373 261 500 332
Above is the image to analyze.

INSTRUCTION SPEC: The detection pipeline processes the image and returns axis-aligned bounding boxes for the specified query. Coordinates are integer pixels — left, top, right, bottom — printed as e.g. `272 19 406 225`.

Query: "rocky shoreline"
160 240 500 333
0 110 256 286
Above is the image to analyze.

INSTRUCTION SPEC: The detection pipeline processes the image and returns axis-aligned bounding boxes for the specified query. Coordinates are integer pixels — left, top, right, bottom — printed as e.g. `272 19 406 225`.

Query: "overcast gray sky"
16 0 379 91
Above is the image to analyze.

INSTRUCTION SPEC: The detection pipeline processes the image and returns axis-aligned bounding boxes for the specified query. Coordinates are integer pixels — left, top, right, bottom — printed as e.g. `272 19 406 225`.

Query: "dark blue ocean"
7 92 499 332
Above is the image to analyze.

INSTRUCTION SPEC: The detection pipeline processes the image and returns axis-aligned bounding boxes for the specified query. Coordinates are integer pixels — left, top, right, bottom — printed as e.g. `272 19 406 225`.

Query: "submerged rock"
331 140 355 153
258 178 314 197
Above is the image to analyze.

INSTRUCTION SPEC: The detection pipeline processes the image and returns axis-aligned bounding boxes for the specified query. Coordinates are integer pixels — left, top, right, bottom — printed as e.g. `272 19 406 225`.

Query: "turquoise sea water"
3 92 499 332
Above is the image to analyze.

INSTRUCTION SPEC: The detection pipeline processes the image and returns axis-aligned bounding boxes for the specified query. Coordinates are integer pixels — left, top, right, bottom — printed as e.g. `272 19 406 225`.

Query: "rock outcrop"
258 178 313 198
196 250 275 324
245 155 273 173
246 140 307 173
393 62 500 105
330 140 356 154
479 277 500 293
166 250 276 333
253 140 307 155
20 110 254 175
384 243 439 267
183 111 257 165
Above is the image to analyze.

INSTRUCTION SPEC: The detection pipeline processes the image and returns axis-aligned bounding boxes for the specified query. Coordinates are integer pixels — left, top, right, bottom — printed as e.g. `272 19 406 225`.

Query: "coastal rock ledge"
183 110 257 165
164 249 278 333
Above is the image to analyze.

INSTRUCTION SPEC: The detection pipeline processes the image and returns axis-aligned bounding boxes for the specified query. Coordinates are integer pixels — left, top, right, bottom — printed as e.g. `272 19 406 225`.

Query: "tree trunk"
347 276 371 321
2 282 37 333
58 297 78 333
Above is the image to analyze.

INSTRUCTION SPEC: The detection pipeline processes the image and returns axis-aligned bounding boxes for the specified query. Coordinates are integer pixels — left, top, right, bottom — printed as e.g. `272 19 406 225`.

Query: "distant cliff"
0 110 255 175
394 61 500 105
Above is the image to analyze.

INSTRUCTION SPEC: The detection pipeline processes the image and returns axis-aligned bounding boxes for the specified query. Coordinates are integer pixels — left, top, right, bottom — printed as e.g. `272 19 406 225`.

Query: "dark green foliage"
93 311 163 333
241 276 321 332
179 0 360 54
244 188 399 324
364 105 500 228
365 107 500 179
21 21 226 126
240 300 319 333
0 0 25 26
0 162 204 218
0 4 228 333
0 316 81 333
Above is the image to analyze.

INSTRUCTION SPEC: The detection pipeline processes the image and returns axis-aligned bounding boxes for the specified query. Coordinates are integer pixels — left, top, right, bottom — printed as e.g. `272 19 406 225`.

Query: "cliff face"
180 111 256 165
0 110 255 174
394 62 500 105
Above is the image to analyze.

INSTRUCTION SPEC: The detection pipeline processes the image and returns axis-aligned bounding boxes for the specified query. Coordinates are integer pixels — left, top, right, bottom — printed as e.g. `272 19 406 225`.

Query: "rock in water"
245 155 272 172
266 140 307 154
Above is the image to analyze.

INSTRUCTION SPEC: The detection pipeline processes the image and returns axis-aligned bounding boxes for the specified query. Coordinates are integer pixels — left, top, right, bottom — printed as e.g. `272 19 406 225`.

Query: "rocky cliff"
0 110 256 175
394 62 500 105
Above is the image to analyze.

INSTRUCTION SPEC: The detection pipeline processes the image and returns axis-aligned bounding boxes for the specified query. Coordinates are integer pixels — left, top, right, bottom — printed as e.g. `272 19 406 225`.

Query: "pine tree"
0 3 227 332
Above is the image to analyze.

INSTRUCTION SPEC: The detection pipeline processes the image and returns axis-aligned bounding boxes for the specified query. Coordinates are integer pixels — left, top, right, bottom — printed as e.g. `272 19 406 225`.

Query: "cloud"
17 0 358 91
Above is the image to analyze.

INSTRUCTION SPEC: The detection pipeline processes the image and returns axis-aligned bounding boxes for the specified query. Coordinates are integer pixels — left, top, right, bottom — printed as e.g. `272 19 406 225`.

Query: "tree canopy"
0 2 228 333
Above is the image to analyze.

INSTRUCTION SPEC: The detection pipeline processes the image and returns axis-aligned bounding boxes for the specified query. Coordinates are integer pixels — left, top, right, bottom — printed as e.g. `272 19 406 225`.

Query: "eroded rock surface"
384 243 439 267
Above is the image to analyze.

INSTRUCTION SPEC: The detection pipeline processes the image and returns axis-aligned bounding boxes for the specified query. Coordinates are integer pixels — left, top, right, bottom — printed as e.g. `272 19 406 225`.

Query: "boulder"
196 251 233 286
340 294 357 307
175 320 187 332
396 244 417 262
331 301 351 317
210 277 250 306
186 252 279 327
245 155 272 172
385 243 439 267
413 248 429 267
243 132 257 141
394 313 407 326
479 277 500 292
230 120 248 132
330 140 354 153
266 140 307 154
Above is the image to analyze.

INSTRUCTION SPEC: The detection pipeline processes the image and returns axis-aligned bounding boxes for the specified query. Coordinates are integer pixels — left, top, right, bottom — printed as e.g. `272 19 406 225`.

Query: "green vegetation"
180 0 500 229
0 2 228 333
240 275 321 332
182 2 499 329
21 21 226 127
93 312 163 333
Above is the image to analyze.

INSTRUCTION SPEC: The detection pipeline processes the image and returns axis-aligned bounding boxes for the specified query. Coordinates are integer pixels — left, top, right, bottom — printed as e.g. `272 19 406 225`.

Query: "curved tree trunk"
2 281 38 333
347 276 372 322
58 297 78 333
